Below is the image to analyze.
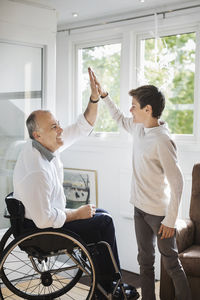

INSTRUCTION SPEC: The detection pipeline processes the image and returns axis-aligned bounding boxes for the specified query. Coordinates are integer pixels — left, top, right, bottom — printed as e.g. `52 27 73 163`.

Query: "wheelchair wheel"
0 227 14 296
0 230 96 299
0 228 14 254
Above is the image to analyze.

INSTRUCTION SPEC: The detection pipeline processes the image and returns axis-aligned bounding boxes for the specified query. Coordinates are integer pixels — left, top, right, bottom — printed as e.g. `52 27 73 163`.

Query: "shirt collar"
32 139 55 162
143 120 167 134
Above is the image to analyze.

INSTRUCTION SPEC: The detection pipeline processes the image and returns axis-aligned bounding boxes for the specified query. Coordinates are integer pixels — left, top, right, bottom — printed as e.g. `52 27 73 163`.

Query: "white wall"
56 7 200 279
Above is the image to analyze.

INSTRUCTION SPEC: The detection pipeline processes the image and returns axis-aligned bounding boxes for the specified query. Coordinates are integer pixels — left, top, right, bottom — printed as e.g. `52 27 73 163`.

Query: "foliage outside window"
140 32 196 134
80 43 121 132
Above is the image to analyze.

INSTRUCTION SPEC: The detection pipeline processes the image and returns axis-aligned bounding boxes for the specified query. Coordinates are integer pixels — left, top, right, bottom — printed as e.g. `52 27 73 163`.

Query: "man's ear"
32 131 40 140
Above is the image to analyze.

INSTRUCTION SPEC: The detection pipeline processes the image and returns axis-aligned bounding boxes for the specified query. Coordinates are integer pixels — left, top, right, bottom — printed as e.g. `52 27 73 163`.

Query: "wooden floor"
1 281 90 299
1 271 160 299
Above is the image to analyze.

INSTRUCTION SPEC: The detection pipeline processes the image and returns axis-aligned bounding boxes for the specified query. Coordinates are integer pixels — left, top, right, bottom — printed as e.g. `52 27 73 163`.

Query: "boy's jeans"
134 207 191 300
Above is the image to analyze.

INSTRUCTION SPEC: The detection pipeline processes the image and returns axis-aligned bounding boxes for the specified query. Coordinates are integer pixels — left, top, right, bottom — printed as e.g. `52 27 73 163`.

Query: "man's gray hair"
26 110 50 139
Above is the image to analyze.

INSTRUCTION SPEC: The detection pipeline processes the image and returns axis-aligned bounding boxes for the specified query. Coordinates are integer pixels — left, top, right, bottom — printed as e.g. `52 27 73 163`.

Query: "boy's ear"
145 104 152 113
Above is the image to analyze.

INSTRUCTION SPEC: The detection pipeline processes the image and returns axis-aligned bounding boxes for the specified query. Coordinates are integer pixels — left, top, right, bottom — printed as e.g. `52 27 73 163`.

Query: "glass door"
0 41 43 229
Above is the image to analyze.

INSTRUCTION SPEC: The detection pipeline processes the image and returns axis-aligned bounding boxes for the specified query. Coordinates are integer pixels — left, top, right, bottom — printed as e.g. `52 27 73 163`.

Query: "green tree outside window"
80 43 121 132
141 32 196 134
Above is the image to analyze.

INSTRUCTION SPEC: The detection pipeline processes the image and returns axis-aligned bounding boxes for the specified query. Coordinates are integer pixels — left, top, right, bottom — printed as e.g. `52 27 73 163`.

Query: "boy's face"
130 97 149 124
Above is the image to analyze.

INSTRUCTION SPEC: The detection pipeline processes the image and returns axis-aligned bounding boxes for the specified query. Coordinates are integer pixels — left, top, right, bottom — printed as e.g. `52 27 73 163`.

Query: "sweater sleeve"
157 138 183 228
103 95 136 134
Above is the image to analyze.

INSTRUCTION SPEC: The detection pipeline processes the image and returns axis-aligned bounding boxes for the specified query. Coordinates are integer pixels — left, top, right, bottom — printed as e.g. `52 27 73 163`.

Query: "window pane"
0 42 43 229
80 43 121 132
140 32 196 134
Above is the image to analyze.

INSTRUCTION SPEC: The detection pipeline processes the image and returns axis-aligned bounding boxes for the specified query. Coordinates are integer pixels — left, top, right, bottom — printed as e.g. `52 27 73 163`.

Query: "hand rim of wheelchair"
0 229 96 300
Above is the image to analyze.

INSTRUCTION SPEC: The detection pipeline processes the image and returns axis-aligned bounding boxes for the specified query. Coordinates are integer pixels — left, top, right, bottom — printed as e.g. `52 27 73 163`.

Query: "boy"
89 69 191 300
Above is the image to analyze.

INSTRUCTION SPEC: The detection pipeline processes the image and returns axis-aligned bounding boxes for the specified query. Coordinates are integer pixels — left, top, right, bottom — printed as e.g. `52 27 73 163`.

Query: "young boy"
88 68 191 300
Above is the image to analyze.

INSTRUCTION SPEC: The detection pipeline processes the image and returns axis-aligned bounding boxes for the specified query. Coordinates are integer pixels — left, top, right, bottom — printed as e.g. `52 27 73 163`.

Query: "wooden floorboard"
1 281 89 299
1 271 160 299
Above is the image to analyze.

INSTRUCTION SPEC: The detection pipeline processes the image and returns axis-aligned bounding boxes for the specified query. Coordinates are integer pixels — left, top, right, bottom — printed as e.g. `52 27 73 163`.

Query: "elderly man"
13 68 137 299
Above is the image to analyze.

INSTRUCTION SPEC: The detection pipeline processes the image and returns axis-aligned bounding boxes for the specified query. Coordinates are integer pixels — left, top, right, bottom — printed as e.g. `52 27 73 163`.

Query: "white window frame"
0 39 45 137
136 24 200 145
67 13 200 150
74 37 124 136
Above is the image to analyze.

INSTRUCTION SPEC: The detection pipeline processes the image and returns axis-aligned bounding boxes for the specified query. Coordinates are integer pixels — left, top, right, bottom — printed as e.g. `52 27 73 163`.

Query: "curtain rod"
58 4 200 33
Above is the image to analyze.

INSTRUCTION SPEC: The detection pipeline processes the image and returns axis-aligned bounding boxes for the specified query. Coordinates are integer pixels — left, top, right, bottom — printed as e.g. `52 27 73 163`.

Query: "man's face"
34 112 64 152
130 97 148 124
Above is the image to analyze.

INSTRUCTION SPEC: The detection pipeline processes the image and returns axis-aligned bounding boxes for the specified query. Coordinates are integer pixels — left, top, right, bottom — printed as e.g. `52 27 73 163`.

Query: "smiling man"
89 69 192 300
13 68 100 229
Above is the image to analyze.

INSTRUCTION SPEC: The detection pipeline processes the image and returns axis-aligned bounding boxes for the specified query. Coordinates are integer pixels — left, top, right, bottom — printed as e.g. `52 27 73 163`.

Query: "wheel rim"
0 228 14 254
0 231 95 299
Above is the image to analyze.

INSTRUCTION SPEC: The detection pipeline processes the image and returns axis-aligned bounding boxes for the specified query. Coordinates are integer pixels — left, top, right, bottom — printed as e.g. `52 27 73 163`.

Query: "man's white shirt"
13 115 93 228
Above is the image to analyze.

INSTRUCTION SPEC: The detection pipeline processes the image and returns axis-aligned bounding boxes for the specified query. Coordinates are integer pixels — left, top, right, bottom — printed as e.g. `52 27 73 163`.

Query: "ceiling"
11 0 200 28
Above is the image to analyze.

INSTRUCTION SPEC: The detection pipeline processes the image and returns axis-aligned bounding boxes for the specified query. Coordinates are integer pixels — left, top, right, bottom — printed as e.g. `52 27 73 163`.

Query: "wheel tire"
0 230 96 299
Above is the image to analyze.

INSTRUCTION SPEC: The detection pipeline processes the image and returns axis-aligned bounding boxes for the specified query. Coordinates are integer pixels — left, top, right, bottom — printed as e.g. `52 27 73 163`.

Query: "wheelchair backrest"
5 192 25 237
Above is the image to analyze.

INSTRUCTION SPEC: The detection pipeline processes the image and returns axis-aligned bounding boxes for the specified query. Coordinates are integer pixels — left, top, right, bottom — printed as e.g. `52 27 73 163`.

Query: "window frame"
74 36 125 138
0 40 44 230
136 25 200 144
69 20 200 149
0 39 45 138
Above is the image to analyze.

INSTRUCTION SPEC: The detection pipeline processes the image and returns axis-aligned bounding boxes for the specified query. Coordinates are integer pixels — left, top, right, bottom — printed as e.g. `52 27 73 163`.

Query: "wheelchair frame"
0 193 127 300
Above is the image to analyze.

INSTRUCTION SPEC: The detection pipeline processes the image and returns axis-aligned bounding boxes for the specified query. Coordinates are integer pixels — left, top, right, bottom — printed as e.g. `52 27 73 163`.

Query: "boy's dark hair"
129 85 165 118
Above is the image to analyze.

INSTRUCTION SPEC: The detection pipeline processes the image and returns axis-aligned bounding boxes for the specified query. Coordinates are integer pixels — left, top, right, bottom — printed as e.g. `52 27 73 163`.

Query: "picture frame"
63 168 98 209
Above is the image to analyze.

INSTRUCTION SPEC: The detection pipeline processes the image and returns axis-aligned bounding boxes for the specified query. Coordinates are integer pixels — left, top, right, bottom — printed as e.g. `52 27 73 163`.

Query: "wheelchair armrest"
176 218 195 253
5 198 25 221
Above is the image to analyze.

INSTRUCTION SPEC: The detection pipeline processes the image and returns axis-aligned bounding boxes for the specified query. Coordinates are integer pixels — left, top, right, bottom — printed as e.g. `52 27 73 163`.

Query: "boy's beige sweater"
103 95 183 228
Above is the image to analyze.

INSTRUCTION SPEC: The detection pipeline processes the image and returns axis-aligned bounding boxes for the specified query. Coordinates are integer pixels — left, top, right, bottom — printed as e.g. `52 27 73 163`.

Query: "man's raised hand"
88 67 108 98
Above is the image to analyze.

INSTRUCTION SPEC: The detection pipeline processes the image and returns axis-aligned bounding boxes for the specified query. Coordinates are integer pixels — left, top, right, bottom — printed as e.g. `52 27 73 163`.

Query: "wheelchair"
0 193 130 300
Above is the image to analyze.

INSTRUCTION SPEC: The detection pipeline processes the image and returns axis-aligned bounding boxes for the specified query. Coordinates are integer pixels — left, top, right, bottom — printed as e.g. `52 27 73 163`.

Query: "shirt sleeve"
18 171 66 228
59 114 93 152
157 138 183 228
102 95 136 134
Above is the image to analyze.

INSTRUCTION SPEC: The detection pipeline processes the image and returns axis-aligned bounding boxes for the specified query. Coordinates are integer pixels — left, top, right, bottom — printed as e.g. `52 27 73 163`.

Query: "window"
79 43 121 133
139 32 196 134
0 42 43 229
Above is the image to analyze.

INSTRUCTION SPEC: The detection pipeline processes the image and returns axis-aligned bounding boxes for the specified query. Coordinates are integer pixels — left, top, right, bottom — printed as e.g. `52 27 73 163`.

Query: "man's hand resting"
66 204 96 222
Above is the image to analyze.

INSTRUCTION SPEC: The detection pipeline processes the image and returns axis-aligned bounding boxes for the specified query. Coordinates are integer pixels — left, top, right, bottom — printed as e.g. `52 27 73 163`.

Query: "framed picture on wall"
63 168 98 209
